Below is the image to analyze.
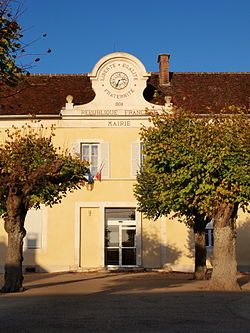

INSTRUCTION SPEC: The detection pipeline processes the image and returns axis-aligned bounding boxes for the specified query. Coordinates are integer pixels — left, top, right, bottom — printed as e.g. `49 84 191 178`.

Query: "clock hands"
115 78 126 87
110 72 129 90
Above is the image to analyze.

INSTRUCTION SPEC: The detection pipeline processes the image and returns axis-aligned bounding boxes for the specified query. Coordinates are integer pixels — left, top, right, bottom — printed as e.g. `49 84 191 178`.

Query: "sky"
17 0 250 74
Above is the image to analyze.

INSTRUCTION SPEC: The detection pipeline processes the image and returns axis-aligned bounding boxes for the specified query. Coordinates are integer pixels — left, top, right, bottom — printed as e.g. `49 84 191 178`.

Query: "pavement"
0 271 250 333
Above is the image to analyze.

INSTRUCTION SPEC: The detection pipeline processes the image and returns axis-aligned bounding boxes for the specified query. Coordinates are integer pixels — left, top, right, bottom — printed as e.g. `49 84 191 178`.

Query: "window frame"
105 207 137 267
71 139 110 179
23 205 47 251
80 142 99 176
205 220 214 248
131 140 145 178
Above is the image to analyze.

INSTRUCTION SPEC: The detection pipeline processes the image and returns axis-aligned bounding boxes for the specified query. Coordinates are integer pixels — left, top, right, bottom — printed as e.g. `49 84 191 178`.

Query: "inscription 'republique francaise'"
79 110 150 116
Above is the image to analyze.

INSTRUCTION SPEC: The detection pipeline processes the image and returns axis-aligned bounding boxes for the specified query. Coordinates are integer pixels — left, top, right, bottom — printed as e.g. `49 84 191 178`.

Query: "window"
205 220 214 247
71 140 110 179
131 141 145 178
140 143 146 165
24 207 46 249
81 143 99 176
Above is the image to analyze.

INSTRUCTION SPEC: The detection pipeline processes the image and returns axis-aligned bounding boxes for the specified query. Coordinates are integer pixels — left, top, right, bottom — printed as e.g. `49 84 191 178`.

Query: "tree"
0 0 50 87
0 124 89 293
135 165 208 280
134 108 250 290
134 112 209 280
1 0 26 86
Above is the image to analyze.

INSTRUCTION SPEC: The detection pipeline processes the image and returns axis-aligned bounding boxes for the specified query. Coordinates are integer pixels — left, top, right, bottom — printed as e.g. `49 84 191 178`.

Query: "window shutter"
24 208 43 249
71 141 80 158
100 142 110 179
131 141 140 178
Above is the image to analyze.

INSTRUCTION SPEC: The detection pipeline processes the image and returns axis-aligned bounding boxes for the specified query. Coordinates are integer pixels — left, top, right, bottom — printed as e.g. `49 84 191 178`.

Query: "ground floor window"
105 208 136 266
205 220 214 247
24 207 44 249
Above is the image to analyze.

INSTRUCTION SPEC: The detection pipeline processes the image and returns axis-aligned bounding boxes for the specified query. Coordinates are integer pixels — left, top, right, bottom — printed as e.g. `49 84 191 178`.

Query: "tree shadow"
0 239 49 289
186 228 194 260
141 231 182 270
236 216 250 273
184 216 250 288
21 271 203 293
0 240 7 274
22 272 114 290
186 228 213 265
237 274 250 288
23 244 48 274
1 215 248 292
1 279 250 333
20 228 184 292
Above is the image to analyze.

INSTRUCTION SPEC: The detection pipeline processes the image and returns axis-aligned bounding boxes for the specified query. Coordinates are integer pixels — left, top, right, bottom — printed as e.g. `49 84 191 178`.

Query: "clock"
110 72 129 90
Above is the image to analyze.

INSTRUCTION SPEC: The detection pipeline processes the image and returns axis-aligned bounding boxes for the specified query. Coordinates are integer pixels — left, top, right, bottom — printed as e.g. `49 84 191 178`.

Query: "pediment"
61 52 171 117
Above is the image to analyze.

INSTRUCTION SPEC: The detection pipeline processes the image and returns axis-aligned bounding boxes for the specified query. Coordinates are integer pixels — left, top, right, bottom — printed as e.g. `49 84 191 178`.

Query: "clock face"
110 72 129 90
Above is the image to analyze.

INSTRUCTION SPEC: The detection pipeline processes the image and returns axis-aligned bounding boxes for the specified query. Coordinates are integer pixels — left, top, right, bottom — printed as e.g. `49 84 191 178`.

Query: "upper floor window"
81 143 99 176
131 141 145 178
72 140 110 179
140 143 146 165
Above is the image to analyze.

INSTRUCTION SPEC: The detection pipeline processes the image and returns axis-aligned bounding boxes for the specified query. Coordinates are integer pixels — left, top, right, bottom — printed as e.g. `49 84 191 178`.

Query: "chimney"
158 54 170 85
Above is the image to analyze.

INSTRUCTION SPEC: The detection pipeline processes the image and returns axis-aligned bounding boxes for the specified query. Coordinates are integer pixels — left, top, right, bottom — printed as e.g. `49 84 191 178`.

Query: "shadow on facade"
186 228 214 270
141 233 182 269
0 241 47 274
185 228 194 260
237 216 250 273
0 241 7 274
185 218 250 273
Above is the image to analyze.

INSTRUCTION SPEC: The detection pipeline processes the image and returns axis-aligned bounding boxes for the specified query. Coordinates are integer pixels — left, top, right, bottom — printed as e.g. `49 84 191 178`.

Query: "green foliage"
134 107 250 225
0 1 50 88
0 123 89 216
0 0 25 86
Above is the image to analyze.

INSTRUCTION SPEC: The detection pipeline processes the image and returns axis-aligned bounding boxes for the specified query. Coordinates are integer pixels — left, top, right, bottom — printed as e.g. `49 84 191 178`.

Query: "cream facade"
0 52 249 273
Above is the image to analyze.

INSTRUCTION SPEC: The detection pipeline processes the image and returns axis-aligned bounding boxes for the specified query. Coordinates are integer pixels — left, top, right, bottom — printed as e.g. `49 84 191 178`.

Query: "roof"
0 72 249 116
146 72 250 113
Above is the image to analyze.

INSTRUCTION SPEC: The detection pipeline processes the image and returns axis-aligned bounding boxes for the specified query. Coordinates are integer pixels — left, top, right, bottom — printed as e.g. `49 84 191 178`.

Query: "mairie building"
0 52 249 273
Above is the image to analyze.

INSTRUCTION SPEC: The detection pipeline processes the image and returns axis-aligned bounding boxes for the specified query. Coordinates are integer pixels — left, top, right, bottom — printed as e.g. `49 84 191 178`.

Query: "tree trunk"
193 217 207 280
1 191 27 293
208 202 240 291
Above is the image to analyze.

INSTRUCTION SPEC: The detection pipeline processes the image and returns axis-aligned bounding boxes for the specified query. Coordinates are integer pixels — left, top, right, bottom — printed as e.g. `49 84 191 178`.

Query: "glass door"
121 225 136 265
105 208 136 267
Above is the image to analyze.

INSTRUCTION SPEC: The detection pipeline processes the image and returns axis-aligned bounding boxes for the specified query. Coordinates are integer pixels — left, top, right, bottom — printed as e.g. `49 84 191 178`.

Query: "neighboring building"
0 52 249 273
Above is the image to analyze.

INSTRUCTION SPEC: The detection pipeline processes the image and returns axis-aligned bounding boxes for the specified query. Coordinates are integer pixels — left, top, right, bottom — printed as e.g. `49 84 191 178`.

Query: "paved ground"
0 271 250 333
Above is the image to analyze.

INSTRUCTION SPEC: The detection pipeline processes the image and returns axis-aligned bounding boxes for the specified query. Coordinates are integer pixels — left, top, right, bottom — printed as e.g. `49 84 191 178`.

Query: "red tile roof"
146 72 250 113
0 72 249 116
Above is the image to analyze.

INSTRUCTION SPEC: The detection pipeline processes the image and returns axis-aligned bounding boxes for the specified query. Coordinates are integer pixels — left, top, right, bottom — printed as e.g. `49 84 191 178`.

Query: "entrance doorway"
105 208 136 266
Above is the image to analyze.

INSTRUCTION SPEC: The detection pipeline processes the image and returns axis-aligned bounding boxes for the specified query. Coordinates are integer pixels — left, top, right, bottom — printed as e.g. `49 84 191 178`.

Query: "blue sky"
18 0 250 74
